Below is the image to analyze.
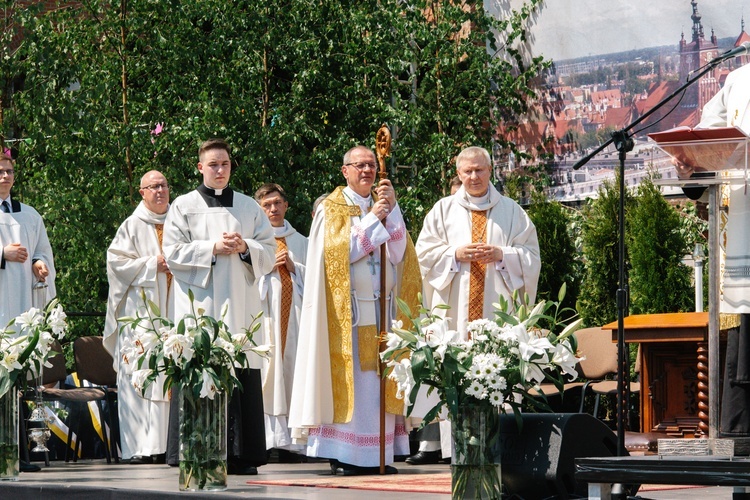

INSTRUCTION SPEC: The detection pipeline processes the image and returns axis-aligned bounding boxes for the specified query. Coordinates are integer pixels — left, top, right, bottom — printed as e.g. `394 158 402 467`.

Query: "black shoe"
341 464 398 476
276 449 304 463
20 461 41 473
129 455 154 465
405 450 441 465
152 453 166 464
330 459 343 475
228 459 258 476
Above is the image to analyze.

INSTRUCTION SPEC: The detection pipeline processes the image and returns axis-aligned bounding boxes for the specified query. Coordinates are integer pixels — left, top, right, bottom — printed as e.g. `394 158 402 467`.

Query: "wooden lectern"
602 312 708 437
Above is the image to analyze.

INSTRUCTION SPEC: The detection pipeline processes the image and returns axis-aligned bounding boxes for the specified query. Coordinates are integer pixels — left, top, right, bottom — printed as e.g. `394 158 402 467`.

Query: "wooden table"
602 312 709 436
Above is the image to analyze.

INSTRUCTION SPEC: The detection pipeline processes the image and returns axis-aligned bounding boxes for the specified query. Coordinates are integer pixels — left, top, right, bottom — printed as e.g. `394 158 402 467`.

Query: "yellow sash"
323 187 421 421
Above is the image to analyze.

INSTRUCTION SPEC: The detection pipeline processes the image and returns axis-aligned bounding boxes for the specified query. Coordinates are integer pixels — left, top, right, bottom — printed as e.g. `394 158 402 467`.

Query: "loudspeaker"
500 413 620 499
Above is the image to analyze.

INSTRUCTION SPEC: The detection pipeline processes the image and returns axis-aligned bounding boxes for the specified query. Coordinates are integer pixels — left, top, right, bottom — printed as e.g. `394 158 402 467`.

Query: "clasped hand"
213 232 248 255
458 243 502 264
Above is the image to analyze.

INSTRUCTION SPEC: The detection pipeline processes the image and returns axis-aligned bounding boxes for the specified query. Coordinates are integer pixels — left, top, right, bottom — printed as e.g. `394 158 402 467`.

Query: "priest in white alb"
255 183 308 458
163 139 277 475
416 146 540 333
0 152 56 328
288 145 421 476
104 170 172 464
411 146 540 463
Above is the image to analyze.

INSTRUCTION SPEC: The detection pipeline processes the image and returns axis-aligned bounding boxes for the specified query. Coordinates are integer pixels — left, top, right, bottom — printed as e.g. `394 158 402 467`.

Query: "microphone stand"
572 53 729 457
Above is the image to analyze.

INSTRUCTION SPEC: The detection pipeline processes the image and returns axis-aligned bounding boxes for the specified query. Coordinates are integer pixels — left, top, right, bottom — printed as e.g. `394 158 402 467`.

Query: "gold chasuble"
322 187 421 422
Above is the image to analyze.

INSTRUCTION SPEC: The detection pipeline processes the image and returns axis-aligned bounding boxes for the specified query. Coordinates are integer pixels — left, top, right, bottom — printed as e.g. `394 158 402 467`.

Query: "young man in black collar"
163 139 277 475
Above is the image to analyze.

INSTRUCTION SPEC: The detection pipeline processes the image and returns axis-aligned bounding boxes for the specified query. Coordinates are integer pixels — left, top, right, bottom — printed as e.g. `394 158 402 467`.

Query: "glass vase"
178 390 227 491
451 404 503 499
0 390 19 481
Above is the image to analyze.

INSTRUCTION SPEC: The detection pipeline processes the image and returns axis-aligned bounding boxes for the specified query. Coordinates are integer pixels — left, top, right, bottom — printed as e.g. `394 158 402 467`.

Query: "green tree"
526 196 581 312
1 0 549 344
626 176 693 314
577 177 629 327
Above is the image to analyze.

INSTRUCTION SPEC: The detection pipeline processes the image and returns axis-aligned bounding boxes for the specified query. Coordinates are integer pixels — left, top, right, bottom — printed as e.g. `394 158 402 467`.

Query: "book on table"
648 126 749 172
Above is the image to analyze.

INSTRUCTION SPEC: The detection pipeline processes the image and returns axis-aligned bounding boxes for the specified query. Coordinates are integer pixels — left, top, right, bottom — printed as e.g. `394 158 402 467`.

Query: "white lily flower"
131 369 153 392
423 318 459 360
552 343 580 379
199 369 218 399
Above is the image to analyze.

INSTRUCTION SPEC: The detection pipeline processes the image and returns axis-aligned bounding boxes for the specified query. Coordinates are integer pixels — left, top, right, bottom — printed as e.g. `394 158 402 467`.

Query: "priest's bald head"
139 170 170 215
0 153 14 199
456 146 492 197
198 138 232 190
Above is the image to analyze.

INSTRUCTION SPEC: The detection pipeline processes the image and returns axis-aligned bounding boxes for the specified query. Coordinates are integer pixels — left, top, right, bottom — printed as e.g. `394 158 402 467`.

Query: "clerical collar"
197 183 234 207
272 221 289 237
465 189 490 205
343 186 372 213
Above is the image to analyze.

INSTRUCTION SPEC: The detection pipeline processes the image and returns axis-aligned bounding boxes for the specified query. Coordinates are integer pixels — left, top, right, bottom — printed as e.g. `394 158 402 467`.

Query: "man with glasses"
0 152 56 328
104 170 172 465
163 139 276 475
289 145 417 475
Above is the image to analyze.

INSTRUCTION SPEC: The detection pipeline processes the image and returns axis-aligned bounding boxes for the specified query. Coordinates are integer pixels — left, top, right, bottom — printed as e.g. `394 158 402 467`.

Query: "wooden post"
375 124 391 475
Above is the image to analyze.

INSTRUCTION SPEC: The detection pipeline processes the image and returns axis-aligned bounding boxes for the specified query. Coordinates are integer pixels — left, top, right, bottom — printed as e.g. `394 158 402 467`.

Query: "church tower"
678 0 720 112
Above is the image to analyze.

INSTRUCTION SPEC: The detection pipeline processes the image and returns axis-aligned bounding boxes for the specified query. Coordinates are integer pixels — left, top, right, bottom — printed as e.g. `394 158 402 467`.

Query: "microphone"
711 42 750 63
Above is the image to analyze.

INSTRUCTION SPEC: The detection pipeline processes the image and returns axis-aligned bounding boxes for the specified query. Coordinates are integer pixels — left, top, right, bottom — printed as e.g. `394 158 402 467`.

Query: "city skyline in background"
529 0 746 62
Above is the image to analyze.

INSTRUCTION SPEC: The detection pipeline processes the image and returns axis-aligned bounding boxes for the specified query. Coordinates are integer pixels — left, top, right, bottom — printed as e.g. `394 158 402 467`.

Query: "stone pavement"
0 460 743 499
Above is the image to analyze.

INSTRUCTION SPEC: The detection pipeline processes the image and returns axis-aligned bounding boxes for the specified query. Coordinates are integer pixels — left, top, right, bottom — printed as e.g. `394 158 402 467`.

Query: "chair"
588 345 641 426
73 336 120 463
528 327 616 409
575 327 640 424
21 340 114 463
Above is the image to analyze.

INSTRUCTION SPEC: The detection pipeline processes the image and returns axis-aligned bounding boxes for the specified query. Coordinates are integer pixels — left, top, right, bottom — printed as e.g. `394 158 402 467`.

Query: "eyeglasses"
0 169 14 177
345 162 377 171
142 183 169 192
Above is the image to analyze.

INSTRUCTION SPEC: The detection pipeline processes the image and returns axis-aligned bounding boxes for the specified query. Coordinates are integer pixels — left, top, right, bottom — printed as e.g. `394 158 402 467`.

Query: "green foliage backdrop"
0 0 549 340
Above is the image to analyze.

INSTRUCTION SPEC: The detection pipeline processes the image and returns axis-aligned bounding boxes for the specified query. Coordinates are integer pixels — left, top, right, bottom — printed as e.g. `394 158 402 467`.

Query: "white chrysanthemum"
465 380 486 399
487 374 507 391
488 390 505 407
468 364 484 379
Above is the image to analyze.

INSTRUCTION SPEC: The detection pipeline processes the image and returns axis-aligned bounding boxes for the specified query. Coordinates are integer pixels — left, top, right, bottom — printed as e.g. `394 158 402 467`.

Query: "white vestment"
416 184 540 334
258 221 307 450
698 63 750 313
288 187 410 467
0 200 56 328
163 188 276 369
104 201 171 459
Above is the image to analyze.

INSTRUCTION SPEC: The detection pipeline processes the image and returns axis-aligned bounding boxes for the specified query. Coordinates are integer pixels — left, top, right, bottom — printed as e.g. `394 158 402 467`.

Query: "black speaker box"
499 413 621 499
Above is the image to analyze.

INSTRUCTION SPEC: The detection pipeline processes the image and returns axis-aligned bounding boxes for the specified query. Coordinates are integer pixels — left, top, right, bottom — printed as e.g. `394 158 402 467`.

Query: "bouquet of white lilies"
0 299 68 399
119 289 271 401
381 286 583 423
